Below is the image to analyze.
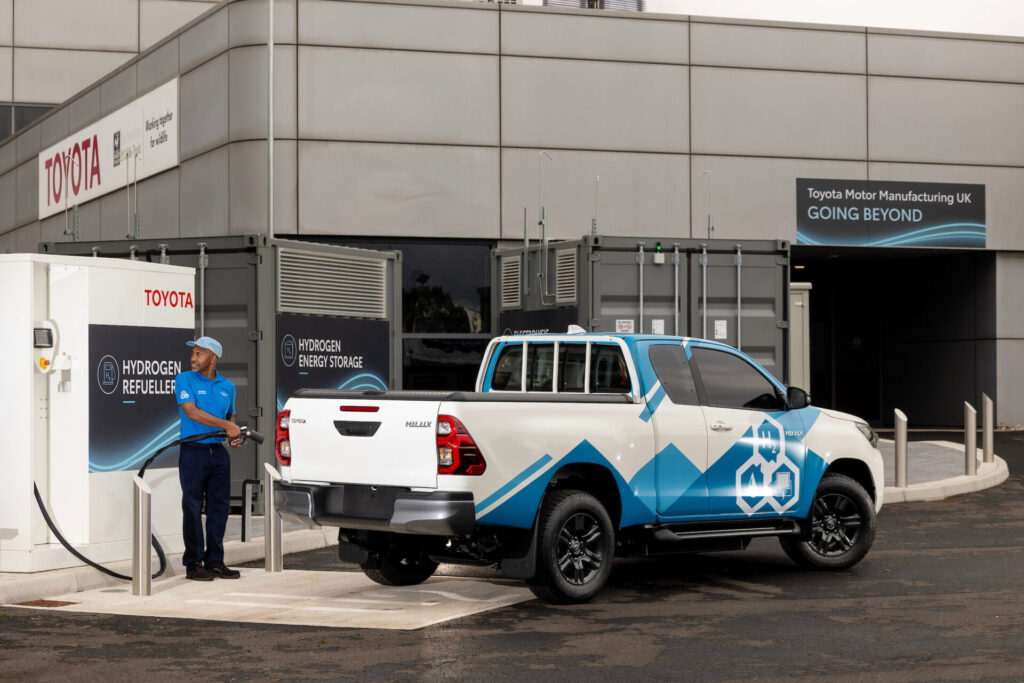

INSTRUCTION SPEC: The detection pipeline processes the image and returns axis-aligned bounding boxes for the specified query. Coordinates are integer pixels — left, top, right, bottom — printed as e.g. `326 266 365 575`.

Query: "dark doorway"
792 247 994 427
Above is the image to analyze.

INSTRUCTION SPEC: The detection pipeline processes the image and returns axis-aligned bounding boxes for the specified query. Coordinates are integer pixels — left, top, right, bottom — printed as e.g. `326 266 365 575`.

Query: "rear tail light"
436 415 486 476
276 410 291 466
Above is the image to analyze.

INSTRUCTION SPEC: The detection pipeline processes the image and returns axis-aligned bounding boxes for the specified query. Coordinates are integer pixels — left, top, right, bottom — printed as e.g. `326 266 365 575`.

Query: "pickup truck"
274 331 883 603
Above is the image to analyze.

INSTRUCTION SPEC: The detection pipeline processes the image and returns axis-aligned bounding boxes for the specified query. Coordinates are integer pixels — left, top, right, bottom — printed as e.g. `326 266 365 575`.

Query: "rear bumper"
274 482 476 536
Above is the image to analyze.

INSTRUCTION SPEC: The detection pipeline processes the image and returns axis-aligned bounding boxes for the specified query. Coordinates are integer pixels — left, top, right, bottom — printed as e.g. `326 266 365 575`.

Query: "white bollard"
132 476 152 596
964 402 977 477
894 408 908 488
983 393 994 464
264 463 283 573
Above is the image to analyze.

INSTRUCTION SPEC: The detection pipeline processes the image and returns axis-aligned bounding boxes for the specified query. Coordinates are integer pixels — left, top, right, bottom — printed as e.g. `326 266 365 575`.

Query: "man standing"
174 336 243 581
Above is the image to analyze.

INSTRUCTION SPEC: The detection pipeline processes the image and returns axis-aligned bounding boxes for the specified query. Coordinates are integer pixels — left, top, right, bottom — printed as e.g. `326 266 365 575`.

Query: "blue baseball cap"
187 336 223 358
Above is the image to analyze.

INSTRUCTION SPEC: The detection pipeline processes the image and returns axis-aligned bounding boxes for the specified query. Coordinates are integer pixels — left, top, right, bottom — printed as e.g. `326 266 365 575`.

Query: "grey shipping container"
41 234 402 501
492 234 791 381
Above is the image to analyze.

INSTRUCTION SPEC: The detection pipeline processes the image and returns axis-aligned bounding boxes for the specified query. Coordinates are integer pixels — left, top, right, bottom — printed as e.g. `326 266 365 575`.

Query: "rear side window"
489 341 630 393
490 343 557 391
648 345 699 406
558 344 586 392
691 347 784 410
590 345 630 393
490 344 522 390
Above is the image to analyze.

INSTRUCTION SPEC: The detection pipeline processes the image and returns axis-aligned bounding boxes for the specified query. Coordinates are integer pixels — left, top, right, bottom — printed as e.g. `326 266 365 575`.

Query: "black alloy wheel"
528 489 615 604
780 473 877 570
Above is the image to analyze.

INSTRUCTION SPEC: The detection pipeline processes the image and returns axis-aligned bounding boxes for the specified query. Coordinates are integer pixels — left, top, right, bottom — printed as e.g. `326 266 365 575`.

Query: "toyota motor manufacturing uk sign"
38 79 179 220
796 178 985 248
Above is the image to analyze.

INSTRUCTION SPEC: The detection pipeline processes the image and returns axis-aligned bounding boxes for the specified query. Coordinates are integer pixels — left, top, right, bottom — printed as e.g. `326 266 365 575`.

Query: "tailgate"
285 396 440 488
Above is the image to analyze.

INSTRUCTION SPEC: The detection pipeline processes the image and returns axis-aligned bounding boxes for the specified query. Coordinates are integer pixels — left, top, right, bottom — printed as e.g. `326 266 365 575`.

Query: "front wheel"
780 473 877 570
527 490 615 604
361 547 439 586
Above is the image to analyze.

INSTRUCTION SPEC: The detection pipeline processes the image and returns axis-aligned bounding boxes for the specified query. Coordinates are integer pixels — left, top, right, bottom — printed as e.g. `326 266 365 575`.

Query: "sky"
531 1 1024 38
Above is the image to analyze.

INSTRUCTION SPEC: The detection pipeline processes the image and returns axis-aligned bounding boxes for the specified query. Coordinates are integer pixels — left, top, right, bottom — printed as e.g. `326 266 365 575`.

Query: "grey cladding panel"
869 77 1024 166
996 340 1024 426
179 147 229 237
298 141 499 238
137 169 181 240
501 11 687 63
869 34 1024 83
69 89 102 132
229 140 298 235
0 230 14 253
40 107 70 148
691 155 867 242
15 124 40 164
691 23 864 73
277 248 387 318
138 40 181 93
996 253 1024 338
501 148 688 240
179 6 228 74
180 53 229 160
692 67 866 159
501 57 688 153
229 45 297 141
230 0 296 47
299 0 497 53
14 223 41 252
0 171 15 233
298 47 498 146
15 160 38 226
100 65 137 115
0 140 15 176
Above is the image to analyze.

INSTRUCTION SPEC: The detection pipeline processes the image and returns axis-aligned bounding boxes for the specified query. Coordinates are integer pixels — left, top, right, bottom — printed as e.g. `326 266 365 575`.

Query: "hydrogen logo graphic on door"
736 416 800 515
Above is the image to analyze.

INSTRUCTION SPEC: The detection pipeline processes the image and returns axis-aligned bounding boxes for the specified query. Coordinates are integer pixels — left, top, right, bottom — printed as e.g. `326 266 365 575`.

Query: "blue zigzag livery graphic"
798 222 985 248
477 407 829 529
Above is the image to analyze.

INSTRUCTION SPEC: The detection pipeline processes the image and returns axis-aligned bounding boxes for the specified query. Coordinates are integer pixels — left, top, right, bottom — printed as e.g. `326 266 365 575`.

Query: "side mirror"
787 386 811 410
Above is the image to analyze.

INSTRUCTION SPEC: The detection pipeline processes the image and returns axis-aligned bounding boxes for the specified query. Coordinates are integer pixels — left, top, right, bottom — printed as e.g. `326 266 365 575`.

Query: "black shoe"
206 562 241 579
186 564 214 581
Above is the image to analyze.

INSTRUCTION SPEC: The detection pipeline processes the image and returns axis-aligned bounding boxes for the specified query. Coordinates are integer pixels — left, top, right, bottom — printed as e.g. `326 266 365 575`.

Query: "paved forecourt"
21 569 533 631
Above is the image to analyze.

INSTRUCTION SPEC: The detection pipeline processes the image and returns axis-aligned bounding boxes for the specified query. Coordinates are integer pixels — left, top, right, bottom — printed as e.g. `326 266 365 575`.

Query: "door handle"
710 421 733 432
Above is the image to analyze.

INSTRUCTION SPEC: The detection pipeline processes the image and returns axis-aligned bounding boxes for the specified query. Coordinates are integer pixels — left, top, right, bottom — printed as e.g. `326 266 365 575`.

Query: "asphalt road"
2 432 1023 681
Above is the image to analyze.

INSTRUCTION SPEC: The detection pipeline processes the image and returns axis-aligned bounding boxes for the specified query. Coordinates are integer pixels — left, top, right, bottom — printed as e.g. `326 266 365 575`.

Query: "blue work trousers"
179 442 231 568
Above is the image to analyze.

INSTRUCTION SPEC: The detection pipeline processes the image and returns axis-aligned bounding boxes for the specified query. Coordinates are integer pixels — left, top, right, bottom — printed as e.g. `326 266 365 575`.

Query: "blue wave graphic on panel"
798 222 985 247
277 372 389 412
90 419 182 472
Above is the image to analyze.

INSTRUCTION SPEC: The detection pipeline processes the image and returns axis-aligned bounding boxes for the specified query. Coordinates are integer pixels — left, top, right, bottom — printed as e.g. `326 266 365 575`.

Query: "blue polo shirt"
175 370 236 444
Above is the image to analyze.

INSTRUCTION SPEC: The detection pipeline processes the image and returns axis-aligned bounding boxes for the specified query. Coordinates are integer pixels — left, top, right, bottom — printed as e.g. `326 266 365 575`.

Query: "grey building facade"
1 0 1023 427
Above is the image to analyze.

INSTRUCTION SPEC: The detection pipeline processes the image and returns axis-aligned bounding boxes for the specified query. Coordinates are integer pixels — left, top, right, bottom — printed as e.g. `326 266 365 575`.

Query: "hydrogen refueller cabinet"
43 235 403 503
0 254 195 572
493 235 791 381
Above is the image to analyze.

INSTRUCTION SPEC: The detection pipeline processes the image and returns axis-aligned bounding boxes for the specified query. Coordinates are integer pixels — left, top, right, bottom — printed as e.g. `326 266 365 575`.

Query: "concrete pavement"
0 437 1010 606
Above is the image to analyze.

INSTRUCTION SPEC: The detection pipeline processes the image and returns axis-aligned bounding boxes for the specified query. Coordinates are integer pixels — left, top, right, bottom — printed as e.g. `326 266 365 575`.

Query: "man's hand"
224 421 242 446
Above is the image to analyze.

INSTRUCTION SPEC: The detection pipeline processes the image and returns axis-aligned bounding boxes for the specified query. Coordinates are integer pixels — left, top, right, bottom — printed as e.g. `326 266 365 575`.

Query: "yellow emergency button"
39 357 49 370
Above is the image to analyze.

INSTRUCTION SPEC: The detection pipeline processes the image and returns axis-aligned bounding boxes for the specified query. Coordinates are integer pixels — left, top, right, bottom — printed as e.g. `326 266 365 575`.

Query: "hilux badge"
406 421 432 428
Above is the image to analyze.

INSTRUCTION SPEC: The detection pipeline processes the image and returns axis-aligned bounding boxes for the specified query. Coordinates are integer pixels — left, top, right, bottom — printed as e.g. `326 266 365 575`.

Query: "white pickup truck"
274 331 883 603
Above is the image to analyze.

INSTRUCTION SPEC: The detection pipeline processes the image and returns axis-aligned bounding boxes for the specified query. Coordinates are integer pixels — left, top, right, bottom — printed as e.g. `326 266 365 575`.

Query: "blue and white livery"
276 332 883 603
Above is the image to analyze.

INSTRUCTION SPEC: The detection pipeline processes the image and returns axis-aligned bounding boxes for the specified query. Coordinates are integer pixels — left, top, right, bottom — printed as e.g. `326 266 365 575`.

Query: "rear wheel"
527 490 615 604
361 546 439 586
781 473 877 570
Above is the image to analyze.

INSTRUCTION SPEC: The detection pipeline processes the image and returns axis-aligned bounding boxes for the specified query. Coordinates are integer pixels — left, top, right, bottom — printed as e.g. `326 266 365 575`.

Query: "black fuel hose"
33 426 265 581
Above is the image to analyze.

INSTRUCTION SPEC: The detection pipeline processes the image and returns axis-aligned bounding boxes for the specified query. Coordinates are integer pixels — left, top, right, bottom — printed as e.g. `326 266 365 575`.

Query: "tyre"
527 489 615 604
361 547 439 587
780 473 877 570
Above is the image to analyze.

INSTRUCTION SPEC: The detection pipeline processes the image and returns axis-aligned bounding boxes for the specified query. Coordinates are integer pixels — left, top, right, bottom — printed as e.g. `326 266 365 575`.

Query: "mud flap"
500 514 540 580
